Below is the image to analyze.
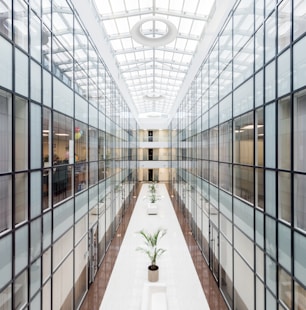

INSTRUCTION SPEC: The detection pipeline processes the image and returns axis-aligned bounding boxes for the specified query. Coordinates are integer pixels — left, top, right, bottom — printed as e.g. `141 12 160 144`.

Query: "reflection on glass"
15 173 28 225
13 0 28 51
52 112 73 204
256 168 264 209
278 97 291 169
234 165 254 204
279 267 292 309
293 0 306 40
75 121 88 192
278 172 291 223
219 121 232 163
278 0 291 51
234 112 254 165
0 284 11 309
15 270 27 310
294 174 306 231
30 11 42 61
294 92 306 171
15 96 28 171
265 12 276 62
294 281 306 310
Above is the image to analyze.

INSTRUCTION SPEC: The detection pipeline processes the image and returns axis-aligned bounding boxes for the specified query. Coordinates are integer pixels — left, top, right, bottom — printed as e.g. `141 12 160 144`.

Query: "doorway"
148 149 153 160
148 169 153 181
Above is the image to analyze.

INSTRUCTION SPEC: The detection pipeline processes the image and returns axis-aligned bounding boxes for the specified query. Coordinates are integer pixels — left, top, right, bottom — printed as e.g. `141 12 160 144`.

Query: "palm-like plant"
148 181 157 193
136 228 167 266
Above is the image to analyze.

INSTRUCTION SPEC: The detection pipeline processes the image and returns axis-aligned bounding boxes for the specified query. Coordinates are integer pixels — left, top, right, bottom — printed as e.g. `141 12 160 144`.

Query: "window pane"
294 174 306 231
53 112 73 204
0 90 12 173
294 231 306 286
15 225 28 274
0 285 12 309
255 168 264 209
0 234 12 288
31 218 41 262
278 0 291 52
294 281 306 310
265 12 276 62
254 71 263 110
293 0 306 40
30 258 41 298
265 61 276 103
53 200 73 241
31 172 41 218
255 108 264 166
266 217 276 259
13 0 28 51
43 70 52 107
30 12 41 61
266 256 277 295
265 103 276 168
278 172 291 223
256 211 264 248
234 112 254 165
278 50 290 97
278 97 291 170
255 26 264 71
0 37 13 89
278 223 291 271
220 235 233 305
279 267 292 309
220 163 232 193
15 96 28 171
234 251 254 310
219 121 232 162
234 165 254 204
30 60 42 102
0 175 12 232
294 92 306 172
31 102 41 169
89 127 98 161
15 49 29 97
15 173 28 225
14 270 27 310
293 37 306 90
43 212 51 250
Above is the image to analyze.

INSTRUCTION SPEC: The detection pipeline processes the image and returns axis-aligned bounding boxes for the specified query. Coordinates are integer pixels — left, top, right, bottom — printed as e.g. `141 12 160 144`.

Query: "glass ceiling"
93 0 215 119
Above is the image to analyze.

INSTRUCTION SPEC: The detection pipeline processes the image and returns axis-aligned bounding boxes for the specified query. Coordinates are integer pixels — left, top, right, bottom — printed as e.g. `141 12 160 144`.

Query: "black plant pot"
148 265 159 282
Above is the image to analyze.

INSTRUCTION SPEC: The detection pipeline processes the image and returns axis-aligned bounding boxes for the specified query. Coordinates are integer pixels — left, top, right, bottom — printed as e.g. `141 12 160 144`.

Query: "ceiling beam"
114 46 193 55
107 31 200 41
99 8 208 22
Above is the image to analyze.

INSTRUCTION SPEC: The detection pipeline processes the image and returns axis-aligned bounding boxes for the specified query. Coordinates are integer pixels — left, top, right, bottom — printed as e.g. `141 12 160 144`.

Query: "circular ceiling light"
143 93 164 101
131 17 177 47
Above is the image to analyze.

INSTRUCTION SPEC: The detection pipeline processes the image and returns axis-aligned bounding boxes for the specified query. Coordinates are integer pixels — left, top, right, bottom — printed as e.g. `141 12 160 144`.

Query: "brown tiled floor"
80 184 228 310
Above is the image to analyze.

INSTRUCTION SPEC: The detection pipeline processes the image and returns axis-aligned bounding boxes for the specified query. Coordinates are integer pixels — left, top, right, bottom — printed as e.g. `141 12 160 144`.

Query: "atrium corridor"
80 183 228 310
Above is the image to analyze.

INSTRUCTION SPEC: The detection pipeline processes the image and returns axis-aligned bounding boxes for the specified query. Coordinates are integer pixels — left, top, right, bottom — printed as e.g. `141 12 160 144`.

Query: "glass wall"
170 0 306 309
0 0 137 309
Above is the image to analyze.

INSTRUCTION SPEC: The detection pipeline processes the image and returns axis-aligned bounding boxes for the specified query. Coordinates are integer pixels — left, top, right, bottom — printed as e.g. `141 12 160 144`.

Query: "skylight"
93 0 215 119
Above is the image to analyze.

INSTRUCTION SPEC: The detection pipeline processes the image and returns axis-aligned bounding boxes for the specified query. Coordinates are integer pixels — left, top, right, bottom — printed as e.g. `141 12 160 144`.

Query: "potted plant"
136 228 167 282
147 192 159 214
148 181 157 194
